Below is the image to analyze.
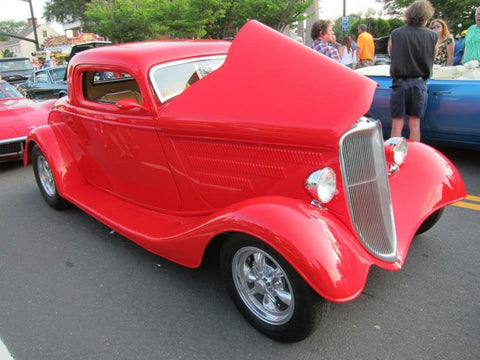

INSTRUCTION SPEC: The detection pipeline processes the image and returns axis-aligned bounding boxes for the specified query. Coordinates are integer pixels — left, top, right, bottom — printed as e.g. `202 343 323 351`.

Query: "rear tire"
221 234 328 342
32 145 71 210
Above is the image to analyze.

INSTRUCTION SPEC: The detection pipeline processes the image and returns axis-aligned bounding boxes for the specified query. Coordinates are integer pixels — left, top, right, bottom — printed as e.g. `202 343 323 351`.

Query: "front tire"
221 234 327 342
32 145 71 210
416 209 444 235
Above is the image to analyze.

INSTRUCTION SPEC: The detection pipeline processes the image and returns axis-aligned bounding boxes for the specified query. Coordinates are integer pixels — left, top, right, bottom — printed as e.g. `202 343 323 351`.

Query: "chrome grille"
339 119 397 262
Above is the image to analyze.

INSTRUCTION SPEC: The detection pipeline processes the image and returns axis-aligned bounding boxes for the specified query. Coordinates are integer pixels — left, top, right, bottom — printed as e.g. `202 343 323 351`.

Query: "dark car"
374 36 390 65
19 65 67 100
0 57 35 84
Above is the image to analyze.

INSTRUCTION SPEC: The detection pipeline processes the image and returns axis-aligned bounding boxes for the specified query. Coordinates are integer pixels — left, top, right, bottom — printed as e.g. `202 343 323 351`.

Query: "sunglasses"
431 24 442 29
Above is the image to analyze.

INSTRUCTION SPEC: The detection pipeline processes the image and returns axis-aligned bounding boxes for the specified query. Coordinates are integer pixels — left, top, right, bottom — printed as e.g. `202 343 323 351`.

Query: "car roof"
69 40 231 71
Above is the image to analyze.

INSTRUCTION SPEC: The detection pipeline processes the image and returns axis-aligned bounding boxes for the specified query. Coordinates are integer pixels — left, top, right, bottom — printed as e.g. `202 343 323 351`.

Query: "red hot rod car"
24 21 466 342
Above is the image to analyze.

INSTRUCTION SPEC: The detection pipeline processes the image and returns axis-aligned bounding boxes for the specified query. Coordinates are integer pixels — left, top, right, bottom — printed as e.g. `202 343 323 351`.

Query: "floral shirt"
434 35 454 66
311 39 340 62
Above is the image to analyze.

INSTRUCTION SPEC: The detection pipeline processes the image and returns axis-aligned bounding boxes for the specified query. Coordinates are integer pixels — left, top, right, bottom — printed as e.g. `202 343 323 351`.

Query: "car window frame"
149 55 226 103
73 64 150 116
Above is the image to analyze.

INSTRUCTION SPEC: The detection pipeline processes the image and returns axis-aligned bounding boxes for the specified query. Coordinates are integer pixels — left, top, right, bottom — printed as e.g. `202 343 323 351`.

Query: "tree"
2 49 16 57
43 0 91 23
377 0 478 34
0 20 28 41
84 0 314 41
333 15 403 39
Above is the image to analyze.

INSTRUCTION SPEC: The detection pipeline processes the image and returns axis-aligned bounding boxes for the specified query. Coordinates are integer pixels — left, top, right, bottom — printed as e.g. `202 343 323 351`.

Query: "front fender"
204 196 373 303
390 142 466 265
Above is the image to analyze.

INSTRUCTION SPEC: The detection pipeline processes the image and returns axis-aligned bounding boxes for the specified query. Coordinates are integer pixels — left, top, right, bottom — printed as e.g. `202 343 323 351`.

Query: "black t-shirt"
389 25 438 79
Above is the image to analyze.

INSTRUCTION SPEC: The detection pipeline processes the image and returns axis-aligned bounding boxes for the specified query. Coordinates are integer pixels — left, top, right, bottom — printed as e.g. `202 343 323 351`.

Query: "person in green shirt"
463 6 480 64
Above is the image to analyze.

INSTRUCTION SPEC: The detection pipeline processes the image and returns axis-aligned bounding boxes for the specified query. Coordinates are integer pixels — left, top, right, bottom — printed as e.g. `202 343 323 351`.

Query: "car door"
29 70 52 99
60 66 181 211
423 78 480 146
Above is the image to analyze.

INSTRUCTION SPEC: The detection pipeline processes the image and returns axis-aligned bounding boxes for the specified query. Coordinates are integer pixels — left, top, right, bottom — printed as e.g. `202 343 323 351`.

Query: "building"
0 19 60 59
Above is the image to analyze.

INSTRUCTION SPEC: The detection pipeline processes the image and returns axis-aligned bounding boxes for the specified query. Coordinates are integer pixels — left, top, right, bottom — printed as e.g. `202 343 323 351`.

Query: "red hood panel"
0 98 55 140
161 21 377 147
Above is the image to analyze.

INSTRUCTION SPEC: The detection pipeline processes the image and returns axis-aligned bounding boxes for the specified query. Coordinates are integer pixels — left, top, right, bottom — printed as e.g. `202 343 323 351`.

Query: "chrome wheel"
37 155 56 197
232 246 294 325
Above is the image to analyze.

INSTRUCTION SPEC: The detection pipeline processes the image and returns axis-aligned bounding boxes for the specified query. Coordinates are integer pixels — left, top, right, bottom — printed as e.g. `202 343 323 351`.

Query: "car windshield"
0 59 33 71
150 56 225 102
0 81 23 99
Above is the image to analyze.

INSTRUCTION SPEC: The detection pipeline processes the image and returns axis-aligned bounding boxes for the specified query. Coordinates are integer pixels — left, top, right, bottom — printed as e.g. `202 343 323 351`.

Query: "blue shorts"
390 78 428 118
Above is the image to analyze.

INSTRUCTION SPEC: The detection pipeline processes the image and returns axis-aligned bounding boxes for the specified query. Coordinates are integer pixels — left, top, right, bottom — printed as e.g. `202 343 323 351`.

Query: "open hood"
160 21 377 147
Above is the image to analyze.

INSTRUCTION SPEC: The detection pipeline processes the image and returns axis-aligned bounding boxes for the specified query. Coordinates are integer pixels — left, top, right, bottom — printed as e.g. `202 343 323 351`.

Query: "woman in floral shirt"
430 19 455 66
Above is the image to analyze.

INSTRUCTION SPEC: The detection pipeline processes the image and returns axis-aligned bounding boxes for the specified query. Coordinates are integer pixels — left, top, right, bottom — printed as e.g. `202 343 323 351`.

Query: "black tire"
32 145 71 210
416 208 444 235
221 234 328 342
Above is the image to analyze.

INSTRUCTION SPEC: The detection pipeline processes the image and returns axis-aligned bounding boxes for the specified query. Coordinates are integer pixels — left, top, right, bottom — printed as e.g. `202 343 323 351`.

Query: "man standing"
310 20 340 62
389 0 437 142
463 6 480 64
356 24 375 68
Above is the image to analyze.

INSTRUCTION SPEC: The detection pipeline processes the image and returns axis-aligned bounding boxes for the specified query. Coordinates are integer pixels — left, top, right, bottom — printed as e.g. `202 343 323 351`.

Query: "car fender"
389 142 466 265
213 197 373 302
24 111 83 197
142 196 373 303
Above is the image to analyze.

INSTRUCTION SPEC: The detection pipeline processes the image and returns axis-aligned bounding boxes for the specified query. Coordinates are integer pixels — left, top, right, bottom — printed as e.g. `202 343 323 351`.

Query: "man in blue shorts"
388 0 437 141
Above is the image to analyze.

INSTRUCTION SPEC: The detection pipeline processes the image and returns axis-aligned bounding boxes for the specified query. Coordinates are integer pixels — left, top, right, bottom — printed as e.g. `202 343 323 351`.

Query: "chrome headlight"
305 168 337 204
384 137 408 165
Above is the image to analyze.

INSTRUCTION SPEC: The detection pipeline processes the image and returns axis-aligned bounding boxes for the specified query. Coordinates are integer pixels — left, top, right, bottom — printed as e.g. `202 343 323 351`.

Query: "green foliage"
43 0 90 23
53 0 313 42
0 20 29 41
378 0 478 35
1 49 16 57
333 15 404 39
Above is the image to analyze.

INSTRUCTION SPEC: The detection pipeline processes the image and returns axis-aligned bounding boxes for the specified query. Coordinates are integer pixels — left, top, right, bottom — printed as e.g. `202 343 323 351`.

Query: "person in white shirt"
339 36 356 68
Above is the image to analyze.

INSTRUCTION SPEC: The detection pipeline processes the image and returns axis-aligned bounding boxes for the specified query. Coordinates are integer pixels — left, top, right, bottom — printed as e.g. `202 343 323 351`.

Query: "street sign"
342 16 349 32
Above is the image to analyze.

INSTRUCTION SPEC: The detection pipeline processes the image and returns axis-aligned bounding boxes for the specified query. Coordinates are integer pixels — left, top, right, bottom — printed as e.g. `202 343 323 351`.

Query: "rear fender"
24 112 83 196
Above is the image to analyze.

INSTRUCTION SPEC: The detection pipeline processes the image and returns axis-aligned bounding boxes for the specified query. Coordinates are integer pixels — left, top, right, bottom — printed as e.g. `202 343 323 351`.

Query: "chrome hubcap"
37 155 56 197
232 246 294 325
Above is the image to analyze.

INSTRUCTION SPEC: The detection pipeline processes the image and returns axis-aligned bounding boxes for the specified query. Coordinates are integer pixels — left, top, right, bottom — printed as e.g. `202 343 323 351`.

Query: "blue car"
358 65 480 150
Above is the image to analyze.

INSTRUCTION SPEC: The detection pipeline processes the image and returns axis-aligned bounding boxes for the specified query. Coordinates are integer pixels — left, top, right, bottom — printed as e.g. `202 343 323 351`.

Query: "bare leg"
391 118 404 138
408 116 421 141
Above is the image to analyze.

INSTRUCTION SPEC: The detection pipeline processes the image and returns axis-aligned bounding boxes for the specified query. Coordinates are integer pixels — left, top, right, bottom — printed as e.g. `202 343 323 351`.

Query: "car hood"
0 98 55 139
160 21 377 147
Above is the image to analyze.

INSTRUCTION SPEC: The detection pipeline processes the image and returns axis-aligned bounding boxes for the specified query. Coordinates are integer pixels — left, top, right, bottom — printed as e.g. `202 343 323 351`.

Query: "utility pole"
21 0 40 51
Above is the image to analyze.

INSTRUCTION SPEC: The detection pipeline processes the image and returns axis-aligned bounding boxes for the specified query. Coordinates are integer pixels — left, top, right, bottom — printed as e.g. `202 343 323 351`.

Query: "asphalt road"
0 146 479 360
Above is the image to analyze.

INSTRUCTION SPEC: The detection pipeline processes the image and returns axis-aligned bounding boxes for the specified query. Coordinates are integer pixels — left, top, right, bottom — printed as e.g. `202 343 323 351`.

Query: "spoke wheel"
32 145 71 210
232 246 294 325
221 234 327 342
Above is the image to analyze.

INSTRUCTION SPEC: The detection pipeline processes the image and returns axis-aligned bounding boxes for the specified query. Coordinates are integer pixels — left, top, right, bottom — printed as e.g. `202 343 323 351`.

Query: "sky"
1 0 384 34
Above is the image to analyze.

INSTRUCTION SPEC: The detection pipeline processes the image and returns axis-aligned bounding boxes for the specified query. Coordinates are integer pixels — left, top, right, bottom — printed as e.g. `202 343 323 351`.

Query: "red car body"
0 81 54 162
24 21 466 340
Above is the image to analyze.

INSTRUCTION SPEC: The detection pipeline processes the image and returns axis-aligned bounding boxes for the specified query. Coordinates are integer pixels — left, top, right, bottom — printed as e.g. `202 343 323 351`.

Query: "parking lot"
0 146 479 360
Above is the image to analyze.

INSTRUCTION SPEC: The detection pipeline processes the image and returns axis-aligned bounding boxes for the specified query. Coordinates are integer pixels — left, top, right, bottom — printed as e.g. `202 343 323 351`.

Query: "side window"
82 71 142 105
150 56 225 102
36 72 49 84
51 68 66 82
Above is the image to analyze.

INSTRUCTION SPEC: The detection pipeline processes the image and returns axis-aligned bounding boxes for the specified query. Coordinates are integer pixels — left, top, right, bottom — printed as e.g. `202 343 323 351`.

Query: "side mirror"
116 98 143 110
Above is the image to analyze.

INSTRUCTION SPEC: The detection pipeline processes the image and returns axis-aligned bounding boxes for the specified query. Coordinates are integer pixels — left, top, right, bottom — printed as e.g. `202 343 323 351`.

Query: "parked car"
0 57 35 85
24 21 466 342
374 36 391 65
357 64 480 149
0 80 54 162
19 65 67 100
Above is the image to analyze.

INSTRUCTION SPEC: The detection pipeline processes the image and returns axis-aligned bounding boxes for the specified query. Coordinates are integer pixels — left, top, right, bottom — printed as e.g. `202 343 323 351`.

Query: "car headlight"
384 137 408 165
305 168 336 204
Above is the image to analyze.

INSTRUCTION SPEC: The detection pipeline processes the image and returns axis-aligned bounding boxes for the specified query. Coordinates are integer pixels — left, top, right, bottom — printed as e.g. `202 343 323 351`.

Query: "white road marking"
0 338 14 360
